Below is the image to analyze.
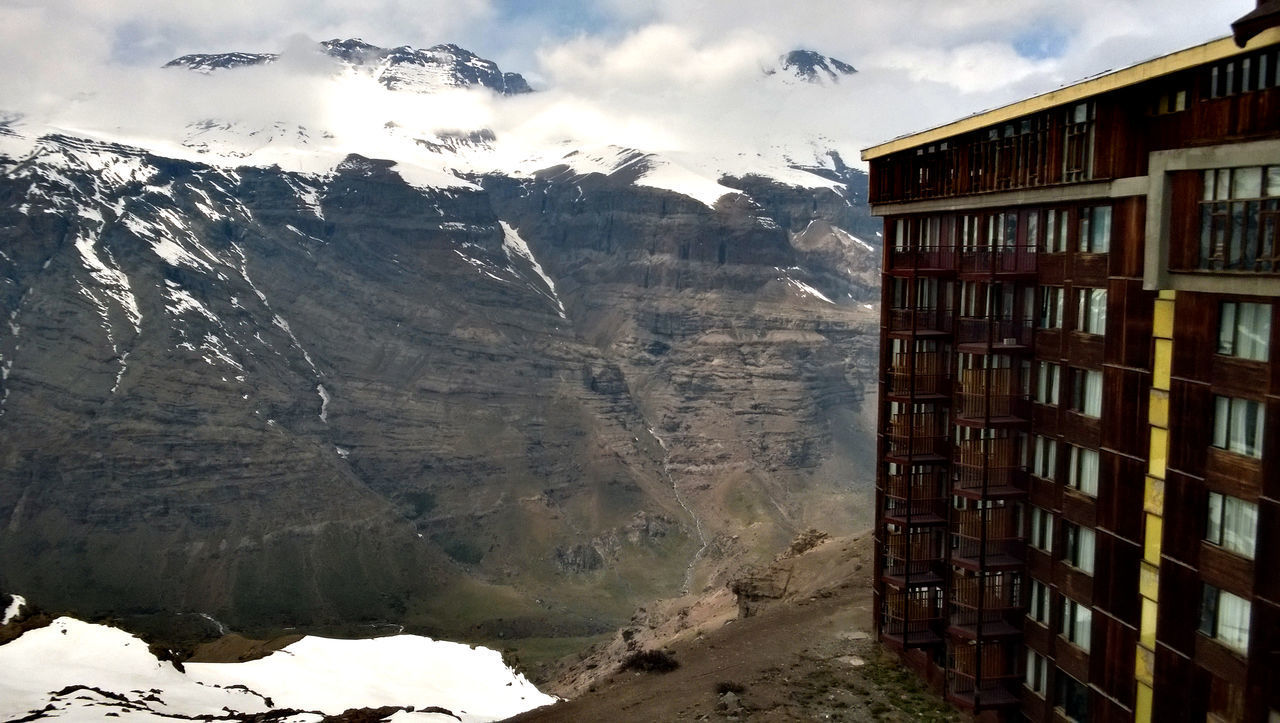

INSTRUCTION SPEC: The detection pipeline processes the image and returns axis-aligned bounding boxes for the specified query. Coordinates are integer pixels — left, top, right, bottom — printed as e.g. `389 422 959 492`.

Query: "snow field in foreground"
0 616 556 722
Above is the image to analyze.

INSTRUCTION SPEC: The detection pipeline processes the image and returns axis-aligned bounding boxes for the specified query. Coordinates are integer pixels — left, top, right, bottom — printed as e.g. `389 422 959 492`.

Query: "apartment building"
862 16 1280 723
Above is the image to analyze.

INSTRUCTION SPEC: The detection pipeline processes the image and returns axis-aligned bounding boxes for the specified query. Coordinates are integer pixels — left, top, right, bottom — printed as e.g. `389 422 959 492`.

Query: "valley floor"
506 532 961 722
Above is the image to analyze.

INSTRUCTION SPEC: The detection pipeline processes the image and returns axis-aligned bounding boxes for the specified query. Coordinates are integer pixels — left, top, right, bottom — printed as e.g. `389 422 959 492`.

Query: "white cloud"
0 0 1257 174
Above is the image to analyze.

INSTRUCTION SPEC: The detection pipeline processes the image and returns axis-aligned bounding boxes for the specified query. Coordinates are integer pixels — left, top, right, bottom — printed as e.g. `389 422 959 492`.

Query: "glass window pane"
1234 167 1263 199
1219 302 1237 355
1207 491 1223 545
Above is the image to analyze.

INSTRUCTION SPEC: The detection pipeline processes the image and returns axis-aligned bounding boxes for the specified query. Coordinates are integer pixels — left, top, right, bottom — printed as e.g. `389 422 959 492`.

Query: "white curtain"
1083 370 1102 417
1076 527 1096 575
1236 302 1270 361
1217 591 1251 653
1222 495 1258 559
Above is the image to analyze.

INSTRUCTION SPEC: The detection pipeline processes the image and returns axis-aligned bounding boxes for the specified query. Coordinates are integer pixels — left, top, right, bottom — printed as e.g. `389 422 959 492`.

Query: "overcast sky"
0 0 1255 168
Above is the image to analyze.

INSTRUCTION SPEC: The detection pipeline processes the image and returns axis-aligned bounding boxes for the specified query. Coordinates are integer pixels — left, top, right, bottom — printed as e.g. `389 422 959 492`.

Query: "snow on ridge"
317 383 331 423
0 616 555 722
785 277 835 304
500 221 566 319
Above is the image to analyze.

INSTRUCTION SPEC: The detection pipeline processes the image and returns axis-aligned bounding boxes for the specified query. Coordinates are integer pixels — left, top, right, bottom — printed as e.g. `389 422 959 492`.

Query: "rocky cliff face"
0 73 880 644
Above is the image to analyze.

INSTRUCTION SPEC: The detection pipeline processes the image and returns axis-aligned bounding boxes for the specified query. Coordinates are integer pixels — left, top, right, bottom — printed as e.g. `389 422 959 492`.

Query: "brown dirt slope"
506 532 962 722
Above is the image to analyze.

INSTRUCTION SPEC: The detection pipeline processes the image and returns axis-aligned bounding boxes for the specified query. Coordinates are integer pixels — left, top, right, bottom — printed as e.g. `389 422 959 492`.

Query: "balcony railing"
883 587 944 641
888 307 953 335
889 245 955 272
883 529 946 577
952 437 1024 494
956 315 1035 347
888 352 947 396
954 367 1029 421
947 642 1021 708
952 506 1024 561
950 574 1022 629
959 244 1037 275
884 467 948 503
887 411 948 458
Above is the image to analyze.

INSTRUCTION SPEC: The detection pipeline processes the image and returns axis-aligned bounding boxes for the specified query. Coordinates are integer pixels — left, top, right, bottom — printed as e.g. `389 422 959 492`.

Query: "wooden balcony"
958 244 1037 277
950 574 1023 638
952 437 1026 498
886 411 948 460
888 352 948 398
887 307 953 336
946 643 1021 710
888 245 956 274
883 467 948 524
952 506 1024 569
882 529 946 582
953 367 1030 424
956 315 1034 349
882 587 945 647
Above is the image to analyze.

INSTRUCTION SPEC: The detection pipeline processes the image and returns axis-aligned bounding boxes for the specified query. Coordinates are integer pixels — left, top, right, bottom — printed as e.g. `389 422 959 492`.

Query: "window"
1025 648 1048 695
1043 209 1068 252
1031 437 1057 481
1218 302 1271 361
1200 585 1251 654
1206 492 1258 559
1040 287 1065 328
1029 506 1054 550
1029 579 1050 624
1060 597 1092 651
1071 368 1102 417
1199 166 1280 272
1035 362 1060 405
1055 673 1090 722
1212 396 1266 458
1063 102 1094 182
1077 288 1107 334
1079 206 1111 253
1067 446 1099 496
1064 523 1096 575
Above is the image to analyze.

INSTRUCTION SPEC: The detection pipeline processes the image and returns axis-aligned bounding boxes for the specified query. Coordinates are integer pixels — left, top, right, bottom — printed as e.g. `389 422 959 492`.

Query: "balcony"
888 245 955 274
883 467 948 524
952 436 1025 498
959 244 1037 277
951 506 1024 570
887 307 953 336
953 367 1030 424
886 411 948 460
946 642 1021 710
949 573 1022 639
888 352 948 398
882 586 944 647
882 528 946 583
956 315 1034 349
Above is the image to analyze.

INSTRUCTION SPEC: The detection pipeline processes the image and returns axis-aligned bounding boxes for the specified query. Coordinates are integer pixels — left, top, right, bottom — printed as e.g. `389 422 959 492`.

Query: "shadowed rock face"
0 135 881 641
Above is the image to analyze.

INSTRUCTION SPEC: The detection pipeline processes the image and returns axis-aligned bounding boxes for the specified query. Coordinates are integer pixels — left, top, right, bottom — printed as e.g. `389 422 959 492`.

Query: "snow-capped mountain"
769 49 858 84
0 38 881 648
166 38 533 95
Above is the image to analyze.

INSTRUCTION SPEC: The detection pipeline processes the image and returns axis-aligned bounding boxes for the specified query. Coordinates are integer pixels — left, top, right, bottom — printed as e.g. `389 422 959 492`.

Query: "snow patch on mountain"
1 594 25 624
500 221 566 318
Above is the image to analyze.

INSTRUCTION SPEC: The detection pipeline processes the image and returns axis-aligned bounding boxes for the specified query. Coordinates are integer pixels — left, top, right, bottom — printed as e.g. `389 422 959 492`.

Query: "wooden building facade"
864 23 1280 723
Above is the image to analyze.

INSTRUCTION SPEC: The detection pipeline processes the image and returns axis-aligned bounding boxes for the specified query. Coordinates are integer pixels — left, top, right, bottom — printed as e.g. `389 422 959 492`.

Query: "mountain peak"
772 50 857 84
166 39 532 95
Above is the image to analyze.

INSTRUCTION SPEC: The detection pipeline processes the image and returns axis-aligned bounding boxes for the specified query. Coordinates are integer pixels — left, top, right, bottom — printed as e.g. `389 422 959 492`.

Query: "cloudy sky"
0 0 1255 169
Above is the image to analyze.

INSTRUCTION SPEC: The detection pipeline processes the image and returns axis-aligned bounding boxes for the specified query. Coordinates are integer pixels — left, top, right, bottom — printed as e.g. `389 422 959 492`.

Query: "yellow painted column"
1135 289 1174 722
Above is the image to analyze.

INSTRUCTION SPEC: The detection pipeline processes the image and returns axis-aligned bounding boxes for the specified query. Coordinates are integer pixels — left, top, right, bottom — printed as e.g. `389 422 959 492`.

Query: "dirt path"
505 532 961 722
